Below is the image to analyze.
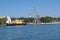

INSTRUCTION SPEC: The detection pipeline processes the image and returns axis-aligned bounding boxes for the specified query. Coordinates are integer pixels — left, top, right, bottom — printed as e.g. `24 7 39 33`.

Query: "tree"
43 16 52 23
0 17 7 25
25 17 34 23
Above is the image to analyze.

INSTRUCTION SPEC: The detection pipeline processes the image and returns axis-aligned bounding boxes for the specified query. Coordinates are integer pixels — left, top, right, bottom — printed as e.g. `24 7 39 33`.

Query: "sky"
0 0 60 17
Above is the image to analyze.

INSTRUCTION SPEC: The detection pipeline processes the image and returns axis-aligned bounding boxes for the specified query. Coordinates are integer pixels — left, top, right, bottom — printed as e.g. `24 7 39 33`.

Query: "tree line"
11 16 60 23
0 16 60 25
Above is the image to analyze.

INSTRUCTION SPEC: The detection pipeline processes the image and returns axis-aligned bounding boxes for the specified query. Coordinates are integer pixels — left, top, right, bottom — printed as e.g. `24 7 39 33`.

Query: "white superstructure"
6 16 12 24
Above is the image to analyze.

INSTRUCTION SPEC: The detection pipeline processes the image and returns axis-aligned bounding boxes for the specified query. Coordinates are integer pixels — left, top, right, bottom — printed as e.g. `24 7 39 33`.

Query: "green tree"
0 17 7 25
44 16 52 23
11 17 16 21
25 17 34 23
19 17 25 20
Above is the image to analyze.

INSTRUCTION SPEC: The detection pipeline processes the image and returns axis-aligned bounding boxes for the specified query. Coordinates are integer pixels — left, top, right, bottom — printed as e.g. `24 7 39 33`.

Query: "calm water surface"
0 24 60 40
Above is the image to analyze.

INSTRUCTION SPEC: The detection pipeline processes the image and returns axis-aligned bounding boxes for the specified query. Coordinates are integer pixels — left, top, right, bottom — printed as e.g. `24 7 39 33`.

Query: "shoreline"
27 22 60 25
0 22 60 26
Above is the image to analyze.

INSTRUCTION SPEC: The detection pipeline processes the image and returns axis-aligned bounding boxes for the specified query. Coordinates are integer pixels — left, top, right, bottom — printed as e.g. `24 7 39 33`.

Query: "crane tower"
32 6 40 23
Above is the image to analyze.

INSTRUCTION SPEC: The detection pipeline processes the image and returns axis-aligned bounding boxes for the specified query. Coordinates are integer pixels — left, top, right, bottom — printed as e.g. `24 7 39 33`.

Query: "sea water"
0 24 60 40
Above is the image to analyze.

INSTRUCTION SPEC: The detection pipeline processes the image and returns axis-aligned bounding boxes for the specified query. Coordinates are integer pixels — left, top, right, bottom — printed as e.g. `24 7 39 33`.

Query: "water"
0 24 60 40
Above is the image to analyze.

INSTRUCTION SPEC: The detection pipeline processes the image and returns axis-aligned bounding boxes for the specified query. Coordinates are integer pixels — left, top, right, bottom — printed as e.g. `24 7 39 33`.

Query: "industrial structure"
32 6 41 23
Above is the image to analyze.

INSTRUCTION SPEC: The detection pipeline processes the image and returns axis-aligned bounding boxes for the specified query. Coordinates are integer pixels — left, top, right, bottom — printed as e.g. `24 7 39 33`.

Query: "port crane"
32 6 40 23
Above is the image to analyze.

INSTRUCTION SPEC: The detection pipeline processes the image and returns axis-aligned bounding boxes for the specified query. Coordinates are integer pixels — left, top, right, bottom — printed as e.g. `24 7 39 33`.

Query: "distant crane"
32 6 40 23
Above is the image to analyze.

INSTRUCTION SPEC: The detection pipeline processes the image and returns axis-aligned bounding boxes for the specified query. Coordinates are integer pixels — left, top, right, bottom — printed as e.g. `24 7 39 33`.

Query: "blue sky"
0 0 60 17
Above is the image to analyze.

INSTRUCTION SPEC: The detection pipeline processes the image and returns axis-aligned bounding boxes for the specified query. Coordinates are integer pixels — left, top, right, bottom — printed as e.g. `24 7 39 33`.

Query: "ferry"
6 20 26 26
6 16 26 26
